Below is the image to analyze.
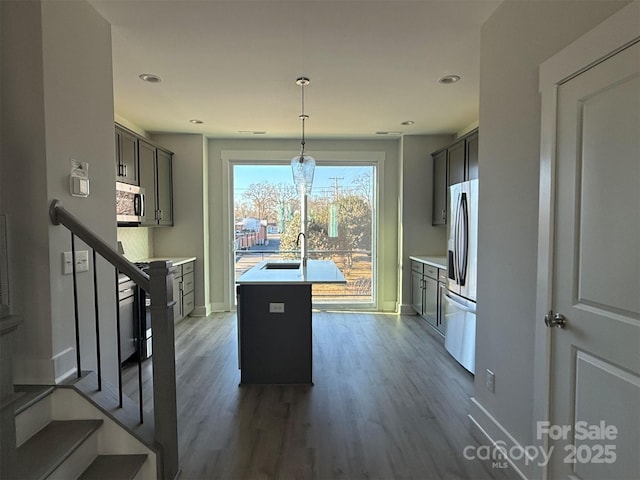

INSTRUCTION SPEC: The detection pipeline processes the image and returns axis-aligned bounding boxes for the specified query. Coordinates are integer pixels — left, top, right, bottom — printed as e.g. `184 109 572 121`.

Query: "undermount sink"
262 262 301 270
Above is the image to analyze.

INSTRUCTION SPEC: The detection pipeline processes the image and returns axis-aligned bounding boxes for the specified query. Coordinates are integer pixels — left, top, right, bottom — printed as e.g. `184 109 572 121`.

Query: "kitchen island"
236 260 345 385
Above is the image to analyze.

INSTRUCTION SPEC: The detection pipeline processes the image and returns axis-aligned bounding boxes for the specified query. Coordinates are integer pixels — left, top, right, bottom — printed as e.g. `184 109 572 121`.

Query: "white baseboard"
14 354 56 384
192 302 228 317
381 301 397 312
398 303 416 315
208 302 227 313
469 397 531 480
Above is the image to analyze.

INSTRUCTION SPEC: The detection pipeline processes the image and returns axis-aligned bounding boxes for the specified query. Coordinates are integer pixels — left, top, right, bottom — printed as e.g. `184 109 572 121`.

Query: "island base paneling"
237 284 312 384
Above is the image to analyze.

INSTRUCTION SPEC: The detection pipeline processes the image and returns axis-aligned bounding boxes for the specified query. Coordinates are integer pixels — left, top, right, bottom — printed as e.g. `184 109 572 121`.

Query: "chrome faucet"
296 232 307 267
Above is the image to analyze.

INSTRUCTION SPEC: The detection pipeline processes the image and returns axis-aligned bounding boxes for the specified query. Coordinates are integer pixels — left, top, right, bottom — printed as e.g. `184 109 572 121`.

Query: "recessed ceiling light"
438 74 461 85
189 119 203 124
139 73 162 83
401 120 415 126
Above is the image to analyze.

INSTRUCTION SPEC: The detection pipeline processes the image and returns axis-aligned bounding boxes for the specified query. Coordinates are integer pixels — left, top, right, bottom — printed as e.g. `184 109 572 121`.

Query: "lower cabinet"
172 261 195 323
411 260 446 336
118 277 137 363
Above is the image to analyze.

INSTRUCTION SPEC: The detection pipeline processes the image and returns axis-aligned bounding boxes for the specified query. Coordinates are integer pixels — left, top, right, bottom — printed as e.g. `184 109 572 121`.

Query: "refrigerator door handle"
453 192 461 284
459 192 469 286
444 292 476 313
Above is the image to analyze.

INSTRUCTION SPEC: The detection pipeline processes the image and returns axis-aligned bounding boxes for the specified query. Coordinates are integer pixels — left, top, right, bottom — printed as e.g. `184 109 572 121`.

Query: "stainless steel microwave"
116 182 145 225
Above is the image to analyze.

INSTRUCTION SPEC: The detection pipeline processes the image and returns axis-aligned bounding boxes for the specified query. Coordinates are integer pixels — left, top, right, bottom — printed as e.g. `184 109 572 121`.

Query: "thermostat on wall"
70 158 90 197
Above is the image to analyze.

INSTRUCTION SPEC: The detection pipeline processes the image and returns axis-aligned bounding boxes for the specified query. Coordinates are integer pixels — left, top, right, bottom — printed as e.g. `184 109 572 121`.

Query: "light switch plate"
62 250 89 275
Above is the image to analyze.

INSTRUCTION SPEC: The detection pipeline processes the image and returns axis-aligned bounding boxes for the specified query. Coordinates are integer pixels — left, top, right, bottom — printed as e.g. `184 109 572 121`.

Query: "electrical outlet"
486 369 495 393
269 302 285 313
62 250 90 275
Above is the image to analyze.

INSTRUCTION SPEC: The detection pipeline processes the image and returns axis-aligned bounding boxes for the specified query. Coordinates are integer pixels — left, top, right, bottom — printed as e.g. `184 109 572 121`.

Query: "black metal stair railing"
49 200 179 480
67 231 145 422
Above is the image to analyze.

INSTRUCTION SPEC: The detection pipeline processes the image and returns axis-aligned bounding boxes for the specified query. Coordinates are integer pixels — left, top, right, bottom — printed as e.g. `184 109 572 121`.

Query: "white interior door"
546 41 640 479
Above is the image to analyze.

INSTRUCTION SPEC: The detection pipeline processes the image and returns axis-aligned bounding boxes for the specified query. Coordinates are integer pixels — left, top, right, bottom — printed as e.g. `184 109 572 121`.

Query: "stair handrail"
49 200 150 290
49 199 179 480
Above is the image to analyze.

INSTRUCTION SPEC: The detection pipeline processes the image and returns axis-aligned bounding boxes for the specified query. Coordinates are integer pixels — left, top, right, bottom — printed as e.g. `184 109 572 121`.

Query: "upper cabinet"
115 128 139 185
466 130 479 181
116 124 174 227
431 128 479 226
155 148 174 226
432 150 448 226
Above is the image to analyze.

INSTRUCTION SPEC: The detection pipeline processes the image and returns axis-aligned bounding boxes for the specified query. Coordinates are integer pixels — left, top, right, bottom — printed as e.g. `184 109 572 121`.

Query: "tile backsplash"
117 227 153 261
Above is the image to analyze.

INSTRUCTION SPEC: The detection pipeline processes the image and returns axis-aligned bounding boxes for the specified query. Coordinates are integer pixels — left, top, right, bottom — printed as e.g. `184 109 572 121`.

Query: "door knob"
544 310 567 328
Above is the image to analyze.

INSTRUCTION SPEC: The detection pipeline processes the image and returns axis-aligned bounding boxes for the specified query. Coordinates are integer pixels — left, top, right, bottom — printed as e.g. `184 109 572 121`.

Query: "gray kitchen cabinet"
118 276 137 363
411 262 424 314
422 264 439 330
411 259 446 337
431 128 479 226
436 270 448 335
139 139 173 226
156 149 173 226
447 138 466 187
432 150 447 226
466 130 479 181
115 127 139 185
411 260 438 330
172 261 195 323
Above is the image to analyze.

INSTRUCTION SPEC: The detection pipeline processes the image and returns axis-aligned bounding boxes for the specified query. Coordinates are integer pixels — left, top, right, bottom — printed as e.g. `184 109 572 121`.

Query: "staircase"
0 204 180 479
10 385 153 480
1 319 156 479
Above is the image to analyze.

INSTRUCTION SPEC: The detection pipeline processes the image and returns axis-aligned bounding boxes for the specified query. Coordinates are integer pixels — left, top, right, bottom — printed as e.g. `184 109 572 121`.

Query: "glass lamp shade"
291 154 316 195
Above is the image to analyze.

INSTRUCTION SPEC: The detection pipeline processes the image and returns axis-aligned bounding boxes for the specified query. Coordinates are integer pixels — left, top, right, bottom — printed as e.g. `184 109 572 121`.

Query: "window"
232 163 377 307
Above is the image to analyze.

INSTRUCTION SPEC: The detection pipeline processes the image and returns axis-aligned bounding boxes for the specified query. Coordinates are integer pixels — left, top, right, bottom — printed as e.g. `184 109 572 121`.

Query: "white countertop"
409 255 447 270
140 256 196 267
237 260 346 285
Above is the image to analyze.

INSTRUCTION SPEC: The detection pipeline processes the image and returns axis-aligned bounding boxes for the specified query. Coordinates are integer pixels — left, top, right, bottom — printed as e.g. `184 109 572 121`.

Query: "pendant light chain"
297 76 310 157
300 80 306 155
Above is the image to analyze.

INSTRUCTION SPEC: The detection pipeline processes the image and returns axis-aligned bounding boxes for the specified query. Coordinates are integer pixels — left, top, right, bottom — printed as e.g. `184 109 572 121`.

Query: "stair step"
13 385 56 415
78 454 148 480
63 371 156 448
15 419 103 480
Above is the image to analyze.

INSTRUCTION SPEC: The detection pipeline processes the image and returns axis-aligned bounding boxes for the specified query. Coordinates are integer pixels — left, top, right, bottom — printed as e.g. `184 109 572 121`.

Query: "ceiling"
90 0 501 139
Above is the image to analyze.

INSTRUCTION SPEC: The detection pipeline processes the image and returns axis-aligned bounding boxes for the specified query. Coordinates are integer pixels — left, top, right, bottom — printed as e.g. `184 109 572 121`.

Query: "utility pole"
328 176 344 200
328 177 343 238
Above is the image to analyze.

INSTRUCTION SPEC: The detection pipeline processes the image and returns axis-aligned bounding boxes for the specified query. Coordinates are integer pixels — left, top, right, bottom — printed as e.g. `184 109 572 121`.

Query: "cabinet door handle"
123 164 127 177
117 164 123 176
157 209 162 220
442 209 447 220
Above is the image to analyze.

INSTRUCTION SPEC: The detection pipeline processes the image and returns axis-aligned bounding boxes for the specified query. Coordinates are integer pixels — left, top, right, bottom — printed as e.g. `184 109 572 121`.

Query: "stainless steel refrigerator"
444 179 478 373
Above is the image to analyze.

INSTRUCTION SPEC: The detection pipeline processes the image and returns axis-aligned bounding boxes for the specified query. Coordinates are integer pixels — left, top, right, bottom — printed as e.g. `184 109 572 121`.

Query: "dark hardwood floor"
123 312 518 480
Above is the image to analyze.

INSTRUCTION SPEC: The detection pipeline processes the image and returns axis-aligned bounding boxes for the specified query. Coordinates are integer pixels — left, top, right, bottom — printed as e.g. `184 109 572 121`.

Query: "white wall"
1 0 118 384
207 138 401 312
398 135 452 310
151 133 211 315
472 1 628 477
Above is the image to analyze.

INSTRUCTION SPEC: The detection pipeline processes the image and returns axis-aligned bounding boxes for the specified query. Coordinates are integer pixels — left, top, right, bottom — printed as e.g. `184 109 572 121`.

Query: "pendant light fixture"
291 77 316 195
